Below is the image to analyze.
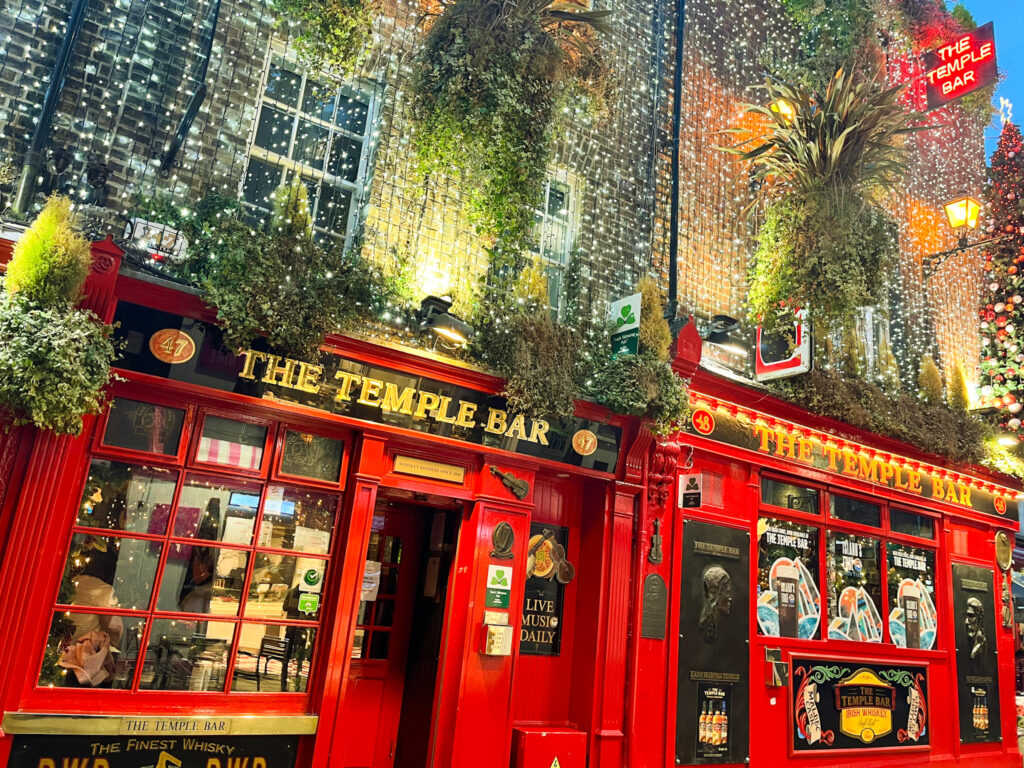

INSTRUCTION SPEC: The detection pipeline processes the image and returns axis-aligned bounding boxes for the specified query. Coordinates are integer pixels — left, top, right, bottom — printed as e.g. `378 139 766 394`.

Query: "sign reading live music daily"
685 405 1019 524
9 734 297 767
792 658 928 752
113 303 621 472
923 22 997 110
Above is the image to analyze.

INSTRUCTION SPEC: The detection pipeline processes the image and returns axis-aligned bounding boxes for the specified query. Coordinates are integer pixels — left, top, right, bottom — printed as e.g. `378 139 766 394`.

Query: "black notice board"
10 735 298 767
791 658 929 751
676 520 749 765
952 563 1002 743
520 523 569 655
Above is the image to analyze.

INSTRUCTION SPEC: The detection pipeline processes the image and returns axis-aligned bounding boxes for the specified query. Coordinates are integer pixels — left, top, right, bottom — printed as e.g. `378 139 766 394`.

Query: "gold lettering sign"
393 455 466 483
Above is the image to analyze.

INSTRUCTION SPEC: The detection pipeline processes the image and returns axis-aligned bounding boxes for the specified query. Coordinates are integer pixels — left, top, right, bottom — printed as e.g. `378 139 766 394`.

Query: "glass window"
59 533 162 612
259 485 337 553
157 546 249 616
830 494 881 527
528 175 577 316
891 508 935 540
173 474 262 544
761 477 819 514
756 518 820 639
139 619 235 691
245 554 326 620
825 532 883 642
232 624 316 692
76 460 178 534
196 416 267 470
39 612 147 688
102 398 185 455
887 544 937 650
279 430 344 483
243 50 375 243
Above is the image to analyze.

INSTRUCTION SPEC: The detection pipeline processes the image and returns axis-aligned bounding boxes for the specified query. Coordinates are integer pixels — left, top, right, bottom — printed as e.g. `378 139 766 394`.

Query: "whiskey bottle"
720 701 729 745
711 704 723 746
698 702 708 743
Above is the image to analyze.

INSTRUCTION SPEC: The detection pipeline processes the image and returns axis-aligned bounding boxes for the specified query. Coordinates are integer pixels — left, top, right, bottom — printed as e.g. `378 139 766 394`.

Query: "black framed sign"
520 523 569 655
791 658 929 752
952 563 1001 743
676 520 749 765
10 735 298 767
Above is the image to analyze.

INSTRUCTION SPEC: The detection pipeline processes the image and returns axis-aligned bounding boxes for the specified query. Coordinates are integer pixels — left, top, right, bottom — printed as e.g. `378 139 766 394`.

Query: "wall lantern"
418 295 472 349
770 99 795 123
943 192 981 246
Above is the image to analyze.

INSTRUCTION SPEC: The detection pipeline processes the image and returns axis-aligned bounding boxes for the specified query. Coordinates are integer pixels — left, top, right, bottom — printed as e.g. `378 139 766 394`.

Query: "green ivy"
584 353 689 435
271 0 373 78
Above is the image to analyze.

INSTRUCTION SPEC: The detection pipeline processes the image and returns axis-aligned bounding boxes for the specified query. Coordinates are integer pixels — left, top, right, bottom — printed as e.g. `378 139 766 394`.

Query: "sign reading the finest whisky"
684 404 1018 523
9 734 297 767
791 658 928 752
113 304 621 472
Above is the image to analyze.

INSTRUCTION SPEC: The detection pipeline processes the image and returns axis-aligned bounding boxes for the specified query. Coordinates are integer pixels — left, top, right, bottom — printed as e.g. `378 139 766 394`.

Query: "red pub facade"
0 239 1021 768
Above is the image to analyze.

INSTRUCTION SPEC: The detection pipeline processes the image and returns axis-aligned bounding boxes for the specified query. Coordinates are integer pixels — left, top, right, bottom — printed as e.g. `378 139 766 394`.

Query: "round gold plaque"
995 530 1013 572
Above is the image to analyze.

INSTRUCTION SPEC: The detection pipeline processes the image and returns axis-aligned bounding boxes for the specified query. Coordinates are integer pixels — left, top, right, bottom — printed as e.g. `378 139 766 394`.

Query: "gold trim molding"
2 713 318 736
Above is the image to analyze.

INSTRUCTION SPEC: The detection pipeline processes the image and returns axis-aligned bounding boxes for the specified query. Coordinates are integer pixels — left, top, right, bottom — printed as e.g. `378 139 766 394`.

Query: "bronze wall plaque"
952 563 1001 744
490 521 514 560
996 531 1013 572
641 574 668 639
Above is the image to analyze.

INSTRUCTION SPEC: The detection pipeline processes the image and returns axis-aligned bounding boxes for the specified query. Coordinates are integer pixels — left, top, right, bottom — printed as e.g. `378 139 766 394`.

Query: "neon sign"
923 22 997 110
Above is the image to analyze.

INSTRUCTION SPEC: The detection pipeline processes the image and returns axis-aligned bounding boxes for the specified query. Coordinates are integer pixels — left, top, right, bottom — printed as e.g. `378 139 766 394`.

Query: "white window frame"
530 169 582 317
240 42 380 247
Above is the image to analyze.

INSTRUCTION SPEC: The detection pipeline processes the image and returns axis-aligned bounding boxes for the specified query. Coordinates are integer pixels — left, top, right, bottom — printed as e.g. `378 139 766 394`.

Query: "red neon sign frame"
922 22 997 110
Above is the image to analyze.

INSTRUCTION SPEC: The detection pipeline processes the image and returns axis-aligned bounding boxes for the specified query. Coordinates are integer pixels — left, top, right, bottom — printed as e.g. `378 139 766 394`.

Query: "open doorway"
342 490 461 768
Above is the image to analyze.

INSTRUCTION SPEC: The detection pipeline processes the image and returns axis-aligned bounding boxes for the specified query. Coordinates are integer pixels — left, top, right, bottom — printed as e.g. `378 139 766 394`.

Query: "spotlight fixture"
418 295 472 348
700 314 748 357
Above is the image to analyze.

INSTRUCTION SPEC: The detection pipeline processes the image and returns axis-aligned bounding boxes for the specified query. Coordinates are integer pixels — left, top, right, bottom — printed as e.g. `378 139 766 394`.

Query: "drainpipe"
12 0 92 215
159 0 222 175
666 0 686 330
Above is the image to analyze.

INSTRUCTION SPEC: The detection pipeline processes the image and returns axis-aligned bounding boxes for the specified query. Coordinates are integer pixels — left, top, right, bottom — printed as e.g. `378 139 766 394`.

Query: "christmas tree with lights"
978 121 1024 434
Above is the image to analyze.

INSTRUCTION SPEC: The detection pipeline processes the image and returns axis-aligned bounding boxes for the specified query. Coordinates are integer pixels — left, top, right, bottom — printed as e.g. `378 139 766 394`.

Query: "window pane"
761 477 819 514
157 546 249 616
259 485 337 553
293 118 330 167
60 534 162 612
756 518 820 639
265 60 301 106
314 184 350 233
246 554 326 620
102 398 185 455
254 104 293 155
328 134 362 182
280 430 344 483
373 599 395 627
139 618 234 691
547 181 568 219
830 495 881 527
39 612 146 689
891 509 935 540
826 532 882 642
76 460 178 534
302 80 336 122
335 93 369 134
887 545 937 650
243 158 282 208
232 624 317 692
196 416 267 470
173 474 262 544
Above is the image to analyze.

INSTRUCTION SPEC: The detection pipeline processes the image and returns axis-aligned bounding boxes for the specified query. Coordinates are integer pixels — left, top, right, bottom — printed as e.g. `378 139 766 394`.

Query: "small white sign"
362 560 382 601
487 564 512 591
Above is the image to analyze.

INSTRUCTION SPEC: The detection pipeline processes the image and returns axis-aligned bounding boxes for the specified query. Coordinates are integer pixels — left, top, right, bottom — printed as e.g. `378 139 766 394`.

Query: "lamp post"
923 192 1003 278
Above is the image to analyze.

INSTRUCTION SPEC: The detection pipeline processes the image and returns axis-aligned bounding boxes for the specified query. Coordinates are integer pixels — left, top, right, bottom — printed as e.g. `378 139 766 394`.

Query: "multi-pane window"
242 49 376 243
756 476 938 648
40 398 346 695
529 176 577 315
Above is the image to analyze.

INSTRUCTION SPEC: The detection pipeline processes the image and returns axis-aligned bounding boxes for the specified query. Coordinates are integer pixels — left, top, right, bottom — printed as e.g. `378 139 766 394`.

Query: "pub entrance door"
342 496 459 768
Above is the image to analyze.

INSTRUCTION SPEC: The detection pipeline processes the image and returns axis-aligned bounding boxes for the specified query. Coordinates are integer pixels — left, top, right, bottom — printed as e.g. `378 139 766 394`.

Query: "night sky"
963 0 1022 152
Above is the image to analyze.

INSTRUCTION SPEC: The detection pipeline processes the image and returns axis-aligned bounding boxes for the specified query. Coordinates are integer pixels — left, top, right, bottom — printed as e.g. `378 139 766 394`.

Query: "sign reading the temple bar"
791 658 928 752
684 403 1019 524
113 304 621 472
520 523 569 655
923 22 997 110
9 734 297 767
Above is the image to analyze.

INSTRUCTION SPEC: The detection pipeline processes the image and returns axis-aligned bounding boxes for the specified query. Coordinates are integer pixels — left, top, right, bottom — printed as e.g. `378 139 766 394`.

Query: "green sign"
485 565 512 609
609 293 641 358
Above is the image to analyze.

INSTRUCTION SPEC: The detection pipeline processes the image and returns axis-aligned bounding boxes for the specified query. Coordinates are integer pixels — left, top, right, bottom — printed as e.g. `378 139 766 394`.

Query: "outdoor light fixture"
770 99 795 123
418 295 472 349
998 435 1018 448
701 314 748 357
943 192 981 247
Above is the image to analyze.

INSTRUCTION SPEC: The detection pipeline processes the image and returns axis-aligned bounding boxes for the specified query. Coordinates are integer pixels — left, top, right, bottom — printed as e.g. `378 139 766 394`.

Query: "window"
529 174 579 315
242 49 377 244
41 404 345 696
756 474 939 648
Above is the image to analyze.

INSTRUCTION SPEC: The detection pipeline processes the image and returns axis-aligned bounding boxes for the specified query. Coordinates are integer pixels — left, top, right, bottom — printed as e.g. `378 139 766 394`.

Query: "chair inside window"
236 635 292 691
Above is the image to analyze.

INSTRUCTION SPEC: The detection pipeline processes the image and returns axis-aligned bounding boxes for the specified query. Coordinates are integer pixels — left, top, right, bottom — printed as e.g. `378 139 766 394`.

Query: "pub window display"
756 518 820 639
887 545 937 650
826 532 883 642
38 404 341 696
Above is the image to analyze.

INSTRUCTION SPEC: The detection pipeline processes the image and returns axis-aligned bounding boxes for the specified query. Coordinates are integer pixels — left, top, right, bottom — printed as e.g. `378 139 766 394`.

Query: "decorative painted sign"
114 304 622 472
677 521 749 765
520 523 569 655
9 734 297 767
148 329 196 365
952 563 1001 743
791 658 928 752
923 22 997 110
684 397 1019 523
755 309 811 382
609 292 641 357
